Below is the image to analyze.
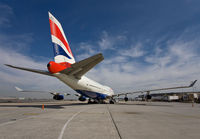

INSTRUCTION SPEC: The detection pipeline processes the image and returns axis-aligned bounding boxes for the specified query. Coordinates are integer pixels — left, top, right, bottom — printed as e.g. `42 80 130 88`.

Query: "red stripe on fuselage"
49 19 73 55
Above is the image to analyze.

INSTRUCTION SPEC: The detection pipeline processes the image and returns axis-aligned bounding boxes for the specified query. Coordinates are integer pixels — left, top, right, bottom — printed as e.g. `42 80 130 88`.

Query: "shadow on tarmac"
0 102 89 109
116 102 173 107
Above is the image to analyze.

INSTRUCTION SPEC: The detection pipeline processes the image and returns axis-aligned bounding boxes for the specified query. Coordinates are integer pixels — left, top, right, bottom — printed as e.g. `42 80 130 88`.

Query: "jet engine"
53 95 64 100
146 95 152 100
78 96 87 101
124 97 128 101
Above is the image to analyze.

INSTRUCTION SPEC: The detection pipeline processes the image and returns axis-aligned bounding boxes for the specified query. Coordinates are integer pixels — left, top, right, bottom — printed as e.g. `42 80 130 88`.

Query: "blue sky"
0 0 200 98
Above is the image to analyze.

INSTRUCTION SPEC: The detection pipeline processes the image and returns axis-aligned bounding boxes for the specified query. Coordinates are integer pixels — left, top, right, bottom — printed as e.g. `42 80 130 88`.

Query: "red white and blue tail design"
48 12 75 64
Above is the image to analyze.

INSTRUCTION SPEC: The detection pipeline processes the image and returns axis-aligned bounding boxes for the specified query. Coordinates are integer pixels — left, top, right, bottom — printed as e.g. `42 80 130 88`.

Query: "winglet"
15 87 23 92
189 80 197 87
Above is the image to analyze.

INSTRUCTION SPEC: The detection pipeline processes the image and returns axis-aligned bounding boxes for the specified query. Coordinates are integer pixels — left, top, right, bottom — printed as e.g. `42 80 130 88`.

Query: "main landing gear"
87 99 106 104
109 99 116 104
87 99 115 104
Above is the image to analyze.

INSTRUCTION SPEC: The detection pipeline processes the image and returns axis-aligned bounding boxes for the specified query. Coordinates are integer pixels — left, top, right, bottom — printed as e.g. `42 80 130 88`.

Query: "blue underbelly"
75 90 108 100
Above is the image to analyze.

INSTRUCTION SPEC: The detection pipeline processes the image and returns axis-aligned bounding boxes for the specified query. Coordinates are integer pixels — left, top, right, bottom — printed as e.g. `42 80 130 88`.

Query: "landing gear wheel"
88 99 92 104
109 99 115 104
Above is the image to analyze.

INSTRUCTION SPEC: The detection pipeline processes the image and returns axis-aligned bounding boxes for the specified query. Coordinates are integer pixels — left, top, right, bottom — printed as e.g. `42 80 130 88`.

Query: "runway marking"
106 105 122 139
58 107 93 139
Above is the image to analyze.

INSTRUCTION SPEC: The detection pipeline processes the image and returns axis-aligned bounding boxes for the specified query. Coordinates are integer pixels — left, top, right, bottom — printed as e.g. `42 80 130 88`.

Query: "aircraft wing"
5 64 53 76
4 53 104 79
60 53 104 79
15 87 70 96
114 80 197 97
150 91 200 96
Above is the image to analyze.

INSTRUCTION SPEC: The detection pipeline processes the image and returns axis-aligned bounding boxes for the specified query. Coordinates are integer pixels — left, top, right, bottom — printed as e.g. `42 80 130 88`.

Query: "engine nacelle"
146 95 152 100
53 95 64 100
78 96 87 101
124 97 128 101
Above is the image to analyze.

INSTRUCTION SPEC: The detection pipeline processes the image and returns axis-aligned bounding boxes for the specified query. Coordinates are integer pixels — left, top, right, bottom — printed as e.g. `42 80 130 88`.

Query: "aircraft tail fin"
48 12 75 64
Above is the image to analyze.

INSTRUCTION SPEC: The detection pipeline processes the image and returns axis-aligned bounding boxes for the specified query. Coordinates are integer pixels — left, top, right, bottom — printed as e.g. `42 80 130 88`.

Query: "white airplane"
5 12 197 104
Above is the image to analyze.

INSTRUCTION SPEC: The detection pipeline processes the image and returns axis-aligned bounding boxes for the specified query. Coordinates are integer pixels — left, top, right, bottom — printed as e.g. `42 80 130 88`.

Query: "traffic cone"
42 104 45 110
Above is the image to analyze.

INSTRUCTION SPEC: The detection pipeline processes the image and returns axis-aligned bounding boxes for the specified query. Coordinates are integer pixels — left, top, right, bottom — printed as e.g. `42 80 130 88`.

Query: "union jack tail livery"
48 12 75 64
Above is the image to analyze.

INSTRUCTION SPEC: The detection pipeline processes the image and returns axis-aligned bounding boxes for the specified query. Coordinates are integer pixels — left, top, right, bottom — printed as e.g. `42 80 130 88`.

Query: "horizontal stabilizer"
60 53 104 78
5 64 53 76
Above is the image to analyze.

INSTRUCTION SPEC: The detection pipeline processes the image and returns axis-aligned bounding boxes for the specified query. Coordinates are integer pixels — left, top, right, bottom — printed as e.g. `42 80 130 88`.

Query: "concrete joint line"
106 105 122 139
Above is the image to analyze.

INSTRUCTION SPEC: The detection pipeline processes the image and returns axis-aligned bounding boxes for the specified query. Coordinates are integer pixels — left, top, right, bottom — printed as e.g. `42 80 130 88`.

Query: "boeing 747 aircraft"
5 12 197 104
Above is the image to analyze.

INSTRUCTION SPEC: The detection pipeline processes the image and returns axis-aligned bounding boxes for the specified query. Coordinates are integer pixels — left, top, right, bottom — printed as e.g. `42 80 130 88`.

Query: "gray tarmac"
0 101 200 139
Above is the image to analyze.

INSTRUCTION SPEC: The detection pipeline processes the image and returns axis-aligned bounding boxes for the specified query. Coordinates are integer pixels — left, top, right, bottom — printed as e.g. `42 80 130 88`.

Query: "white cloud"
121 43 145 58
0 4 13 27
75 42 99 61
98 31 127 50
74 31 128 62
98 31 114 50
